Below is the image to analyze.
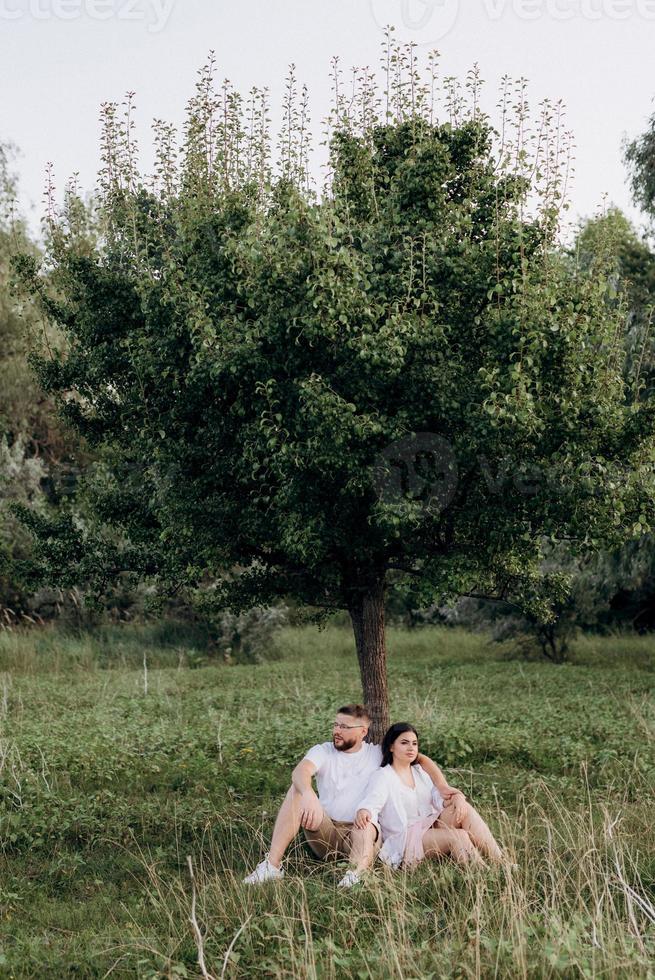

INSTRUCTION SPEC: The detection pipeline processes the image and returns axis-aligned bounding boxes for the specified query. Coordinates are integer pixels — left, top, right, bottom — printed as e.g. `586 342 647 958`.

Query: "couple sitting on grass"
244 703 503 888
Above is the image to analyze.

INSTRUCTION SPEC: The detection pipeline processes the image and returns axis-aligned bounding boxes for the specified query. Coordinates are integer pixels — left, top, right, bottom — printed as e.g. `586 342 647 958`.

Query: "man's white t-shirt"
303 741 383 823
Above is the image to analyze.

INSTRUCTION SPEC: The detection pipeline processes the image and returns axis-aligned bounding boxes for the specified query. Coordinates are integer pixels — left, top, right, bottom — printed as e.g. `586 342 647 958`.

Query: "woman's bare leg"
438 800 502 862
422 827 483 865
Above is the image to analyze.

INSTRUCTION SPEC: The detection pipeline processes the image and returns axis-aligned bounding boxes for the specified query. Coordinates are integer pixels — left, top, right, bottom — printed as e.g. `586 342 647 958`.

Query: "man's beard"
333 734 357 752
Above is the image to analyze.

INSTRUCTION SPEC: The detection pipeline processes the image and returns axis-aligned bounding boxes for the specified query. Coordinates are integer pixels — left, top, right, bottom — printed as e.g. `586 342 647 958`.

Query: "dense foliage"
625 108 655 228
0 143 85 622
433 207 655 659
10 44 655 734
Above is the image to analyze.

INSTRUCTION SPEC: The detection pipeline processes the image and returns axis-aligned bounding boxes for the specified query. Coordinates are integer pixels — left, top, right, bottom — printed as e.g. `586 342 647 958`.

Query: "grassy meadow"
0 621 653 978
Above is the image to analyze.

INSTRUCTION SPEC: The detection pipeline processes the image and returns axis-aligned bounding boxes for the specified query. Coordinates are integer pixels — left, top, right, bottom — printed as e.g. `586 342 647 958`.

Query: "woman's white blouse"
357 764 444 868
398 775 433 822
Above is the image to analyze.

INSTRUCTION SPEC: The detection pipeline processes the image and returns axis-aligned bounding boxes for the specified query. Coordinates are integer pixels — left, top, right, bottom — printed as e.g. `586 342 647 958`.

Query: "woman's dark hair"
380 722 419 767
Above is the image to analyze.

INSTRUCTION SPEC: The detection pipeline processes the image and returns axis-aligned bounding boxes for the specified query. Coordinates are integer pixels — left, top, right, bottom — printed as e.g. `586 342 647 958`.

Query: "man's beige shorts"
303 814 382 861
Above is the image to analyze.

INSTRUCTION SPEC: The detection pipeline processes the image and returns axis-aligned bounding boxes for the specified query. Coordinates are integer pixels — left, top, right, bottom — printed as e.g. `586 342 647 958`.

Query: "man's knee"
279 784 299 818
279 784 298 809
285 783 309 812
349 822 380 859
281 785 325 834
350 822 378 845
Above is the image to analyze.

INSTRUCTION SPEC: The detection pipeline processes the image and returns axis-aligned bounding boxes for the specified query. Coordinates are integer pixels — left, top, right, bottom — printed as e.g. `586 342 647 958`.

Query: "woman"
352 722 503 875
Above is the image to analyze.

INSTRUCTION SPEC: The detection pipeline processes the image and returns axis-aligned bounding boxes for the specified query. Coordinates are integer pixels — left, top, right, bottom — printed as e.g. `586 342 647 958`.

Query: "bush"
0 433 47 623
210 603 289 664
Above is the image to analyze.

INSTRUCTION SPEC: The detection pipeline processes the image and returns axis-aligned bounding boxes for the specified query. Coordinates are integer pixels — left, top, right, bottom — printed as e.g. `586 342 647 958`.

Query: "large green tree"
13 47 655 739
576 206 655 393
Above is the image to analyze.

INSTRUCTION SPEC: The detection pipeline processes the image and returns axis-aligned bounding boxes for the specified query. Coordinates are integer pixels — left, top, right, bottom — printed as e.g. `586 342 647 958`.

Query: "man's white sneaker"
242 859 284 885
337 869 361 889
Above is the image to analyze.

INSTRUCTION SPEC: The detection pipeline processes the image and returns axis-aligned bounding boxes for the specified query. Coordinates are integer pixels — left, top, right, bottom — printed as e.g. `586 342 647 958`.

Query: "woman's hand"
354 808 372 830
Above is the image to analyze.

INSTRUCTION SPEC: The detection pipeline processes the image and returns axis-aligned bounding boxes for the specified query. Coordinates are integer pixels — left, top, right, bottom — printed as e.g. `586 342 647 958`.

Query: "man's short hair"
337 704 371 725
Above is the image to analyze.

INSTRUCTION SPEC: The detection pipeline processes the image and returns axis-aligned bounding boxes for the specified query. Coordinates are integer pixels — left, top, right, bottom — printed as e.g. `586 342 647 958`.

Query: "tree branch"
458 591 526 614
385 562 423 576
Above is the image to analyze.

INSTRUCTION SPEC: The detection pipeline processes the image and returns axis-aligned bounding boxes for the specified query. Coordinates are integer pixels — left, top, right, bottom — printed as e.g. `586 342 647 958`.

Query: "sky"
1 0 654 242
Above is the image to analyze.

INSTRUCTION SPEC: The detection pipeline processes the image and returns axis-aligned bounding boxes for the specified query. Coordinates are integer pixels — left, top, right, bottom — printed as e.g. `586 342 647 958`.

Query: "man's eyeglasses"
332 721 365 731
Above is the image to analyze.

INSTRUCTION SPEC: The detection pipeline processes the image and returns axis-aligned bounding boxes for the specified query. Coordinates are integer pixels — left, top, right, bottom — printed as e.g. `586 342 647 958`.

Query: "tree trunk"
348 582 389 744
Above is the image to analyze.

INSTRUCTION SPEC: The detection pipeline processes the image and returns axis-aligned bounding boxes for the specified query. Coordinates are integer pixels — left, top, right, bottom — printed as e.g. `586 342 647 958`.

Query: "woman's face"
391 730 418 763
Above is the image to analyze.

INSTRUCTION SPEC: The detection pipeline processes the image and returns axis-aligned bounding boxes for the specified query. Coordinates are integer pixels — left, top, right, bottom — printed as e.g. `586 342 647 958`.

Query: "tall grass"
0 620 214 674
0 621 652 977
114 776 655 979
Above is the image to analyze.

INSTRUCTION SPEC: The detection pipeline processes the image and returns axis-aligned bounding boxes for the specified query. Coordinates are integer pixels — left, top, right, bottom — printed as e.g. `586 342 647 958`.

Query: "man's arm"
417 753 465 799
291 758 317 795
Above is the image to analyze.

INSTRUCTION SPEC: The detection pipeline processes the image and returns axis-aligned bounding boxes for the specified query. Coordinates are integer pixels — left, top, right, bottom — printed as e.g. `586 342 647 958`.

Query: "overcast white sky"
1 0 654 241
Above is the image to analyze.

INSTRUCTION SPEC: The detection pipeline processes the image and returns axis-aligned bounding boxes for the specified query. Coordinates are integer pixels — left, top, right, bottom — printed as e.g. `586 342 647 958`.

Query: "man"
243 703 463 888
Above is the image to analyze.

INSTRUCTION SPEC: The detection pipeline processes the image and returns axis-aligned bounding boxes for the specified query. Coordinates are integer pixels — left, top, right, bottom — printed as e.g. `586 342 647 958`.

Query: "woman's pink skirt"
403 808 444 867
